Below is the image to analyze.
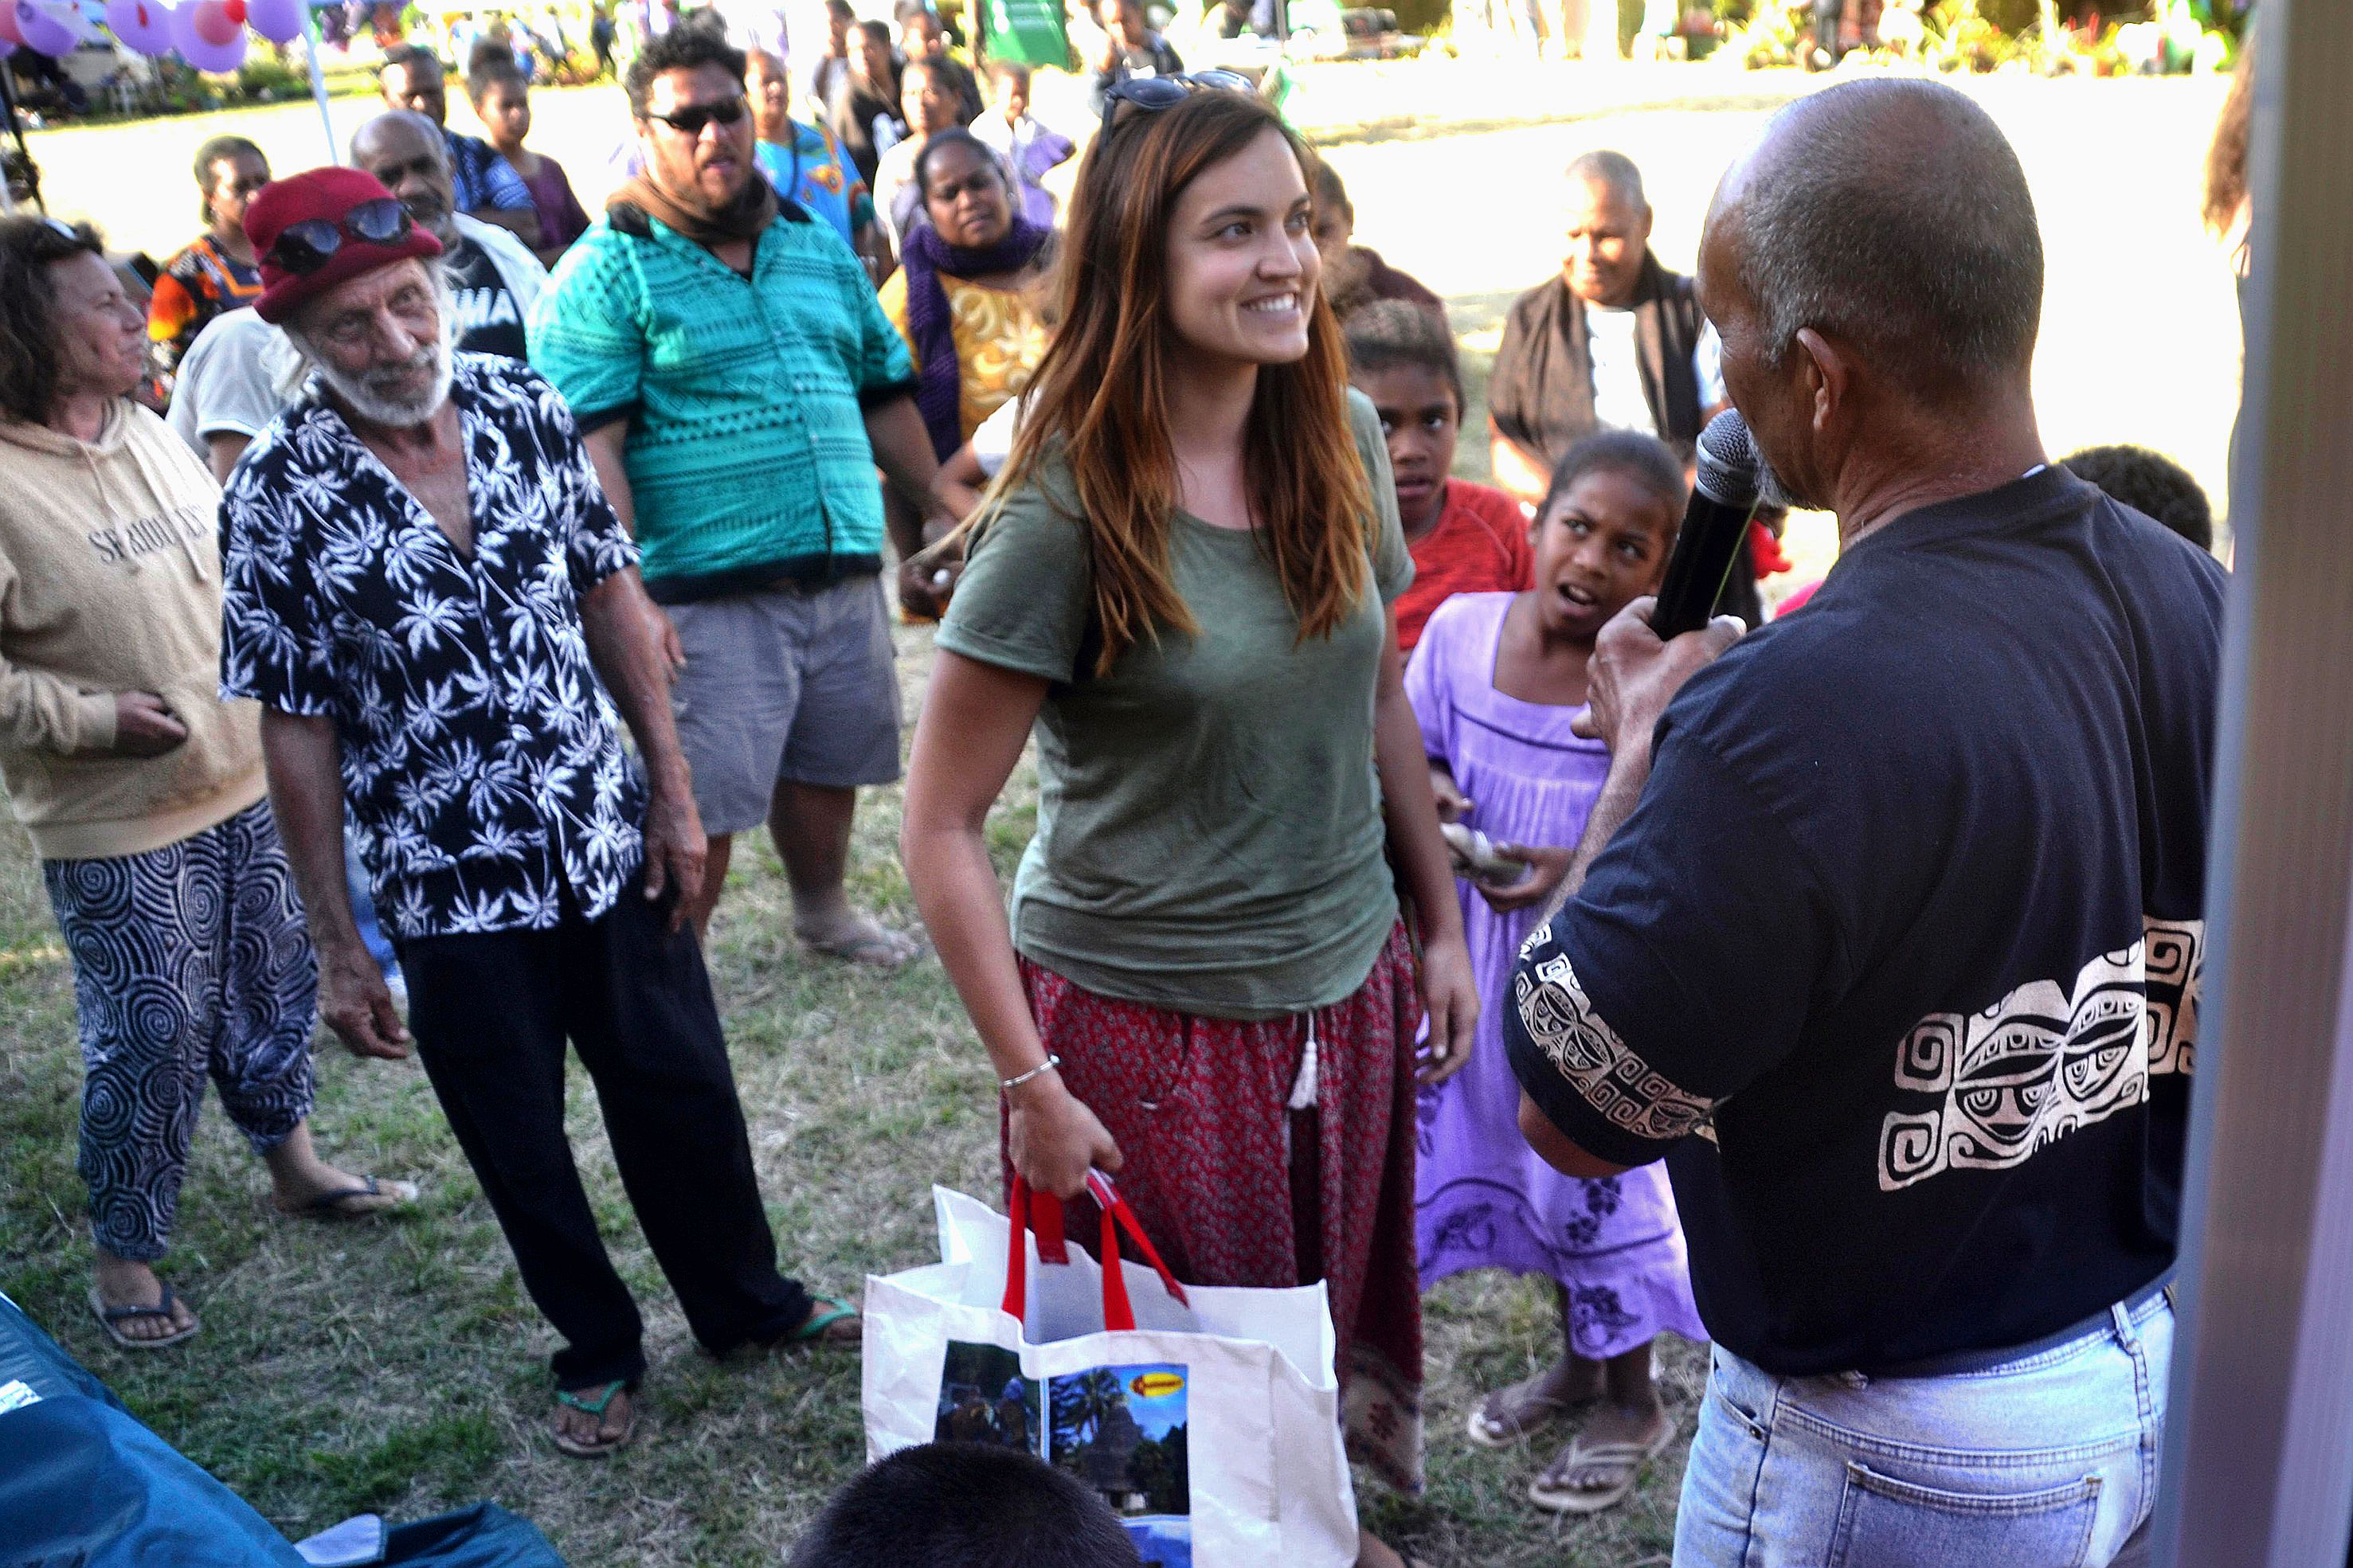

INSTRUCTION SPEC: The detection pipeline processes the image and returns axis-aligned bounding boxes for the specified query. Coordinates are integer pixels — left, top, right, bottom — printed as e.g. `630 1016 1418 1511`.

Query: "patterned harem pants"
1012 922 1428 1493
41 801 319 1261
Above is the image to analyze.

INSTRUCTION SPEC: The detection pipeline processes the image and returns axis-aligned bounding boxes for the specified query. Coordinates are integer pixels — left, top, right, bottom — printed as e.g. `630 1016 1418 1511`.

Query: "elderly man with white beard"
215 167 862 1463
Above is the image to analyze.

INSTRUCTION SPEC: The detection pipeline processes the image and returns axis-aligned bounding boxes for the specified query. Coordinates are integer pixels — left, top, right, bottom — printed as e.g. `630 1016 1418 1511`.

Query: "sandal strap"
555 1379 628 1416
1542 1430 1670 1485
100 1284 177 1323
1476 1373 1574 1429
793 1296 859 1339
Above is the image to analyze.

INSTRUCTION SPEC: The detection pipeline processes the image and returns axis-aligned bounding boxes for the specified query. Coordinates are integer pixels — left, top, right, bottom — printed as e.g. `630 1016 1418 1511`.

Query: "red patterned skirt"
1010 921 1427 1492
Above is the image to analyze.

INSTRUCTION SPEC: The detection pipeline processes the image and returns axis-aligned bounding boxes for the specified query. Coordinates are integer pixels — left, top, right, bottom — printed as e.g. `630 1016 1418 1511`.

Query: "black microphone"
1653 409 1763 639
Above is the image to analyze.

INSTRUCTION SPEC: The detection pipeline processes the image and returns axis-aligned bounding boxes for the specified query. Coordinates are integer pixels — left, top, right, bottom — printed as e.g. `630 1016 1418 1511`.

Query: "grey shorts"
667 575 903 835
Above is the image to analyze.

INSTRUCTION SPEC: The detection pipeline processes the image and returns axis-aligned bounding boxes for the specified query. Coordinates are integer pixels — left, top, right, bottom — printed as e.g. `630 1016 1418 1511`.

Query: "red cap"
245 166 444 326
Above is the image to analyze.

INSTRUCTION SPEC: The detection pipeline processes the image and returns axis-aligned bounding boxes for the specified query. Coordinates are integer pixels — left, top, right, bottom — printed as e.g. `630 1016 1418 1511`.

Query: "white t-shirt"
1584 303 1728 438
166 307 304 458
970 393 1022 475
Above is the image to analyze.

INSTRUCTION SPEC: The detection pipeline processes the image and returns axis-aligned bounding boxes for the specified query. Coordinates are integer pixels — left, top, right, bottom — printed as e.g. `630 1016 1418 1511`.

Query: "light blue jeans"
1674 1287 2171 1567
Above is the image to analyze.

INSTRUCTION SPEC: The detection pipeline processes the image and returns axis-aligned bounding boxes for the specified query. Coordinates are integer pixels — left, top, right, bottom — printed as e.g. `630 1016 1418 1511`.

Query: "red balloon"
190 0 237 44
170 0 244 68
220 0 242 22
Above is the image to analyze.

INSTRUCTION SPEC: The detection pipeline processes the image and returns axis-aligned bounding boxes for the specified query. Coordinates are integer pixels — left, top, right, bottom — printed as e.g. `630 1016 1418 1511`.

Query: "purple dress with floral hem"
1404 592 1705 1360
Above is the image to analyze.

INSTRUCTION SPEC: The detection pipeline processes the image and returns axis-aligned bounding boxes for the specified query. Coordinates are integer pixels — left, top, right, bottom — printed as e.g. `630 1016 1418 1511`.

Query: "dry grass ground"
2 57 2235 1566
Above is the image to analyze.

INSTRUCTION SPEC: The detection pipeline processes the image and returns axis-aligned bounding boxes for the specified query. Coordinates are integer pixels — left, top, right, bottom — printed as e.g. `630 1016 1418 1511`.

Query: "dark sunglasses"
644 95 749 135
264 197 413 276
1098 69 1252 139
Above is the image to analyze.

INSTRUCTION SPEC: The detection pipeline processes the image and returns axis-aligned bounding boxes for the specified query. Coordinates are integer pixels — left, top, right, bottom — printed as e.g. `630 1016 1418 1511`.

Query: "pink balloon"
168 0 242 68
0 2 22 44
190 0 236 44
244 0 296 41
104 0 175 54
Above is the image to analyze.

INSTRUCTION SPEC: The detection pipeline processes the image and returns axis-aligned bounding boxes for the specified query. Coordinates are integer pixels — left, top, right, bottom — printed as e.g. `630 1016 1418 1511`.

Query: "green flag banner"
981 0 1069 66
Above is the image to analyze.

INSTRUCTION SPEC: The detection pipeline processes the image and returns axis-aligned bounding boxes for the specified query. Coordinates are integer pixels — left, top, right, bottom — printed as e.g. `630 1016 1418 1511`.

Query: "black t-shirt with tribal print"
1508 467 2226 1377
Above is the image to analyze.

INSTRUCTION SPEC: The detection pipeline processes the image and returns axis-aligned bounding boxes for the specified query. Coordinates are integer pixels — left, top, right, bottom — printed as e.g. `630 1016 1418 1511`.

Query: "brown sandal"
1527 1416 1677 1514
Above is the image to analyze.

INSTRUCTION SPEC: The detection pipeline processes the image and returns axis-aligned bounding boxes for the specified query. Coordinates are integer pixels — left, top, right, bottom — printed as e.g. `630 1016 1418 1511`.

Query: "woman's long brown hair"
978 89 1372 676
2202 25 2254 237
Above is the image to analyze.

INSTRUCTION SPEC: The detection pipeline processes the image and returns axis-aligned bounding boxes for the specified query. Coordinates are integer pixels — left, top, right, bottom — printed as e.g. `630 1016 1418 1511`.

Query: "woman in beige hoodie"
0 217 413 1350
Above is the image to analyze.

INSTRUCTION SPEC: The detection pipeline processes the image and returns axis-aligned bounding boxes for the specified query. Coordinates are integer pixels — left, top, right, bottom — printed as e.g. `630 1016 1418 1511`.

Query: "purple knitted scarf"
902 215 1049 459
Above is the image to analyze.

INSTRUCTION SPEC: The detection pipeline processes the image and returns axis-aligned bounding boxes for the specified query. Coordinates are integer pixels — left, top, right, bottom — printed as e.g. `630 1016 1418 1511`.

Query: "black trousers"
397 874 809 1390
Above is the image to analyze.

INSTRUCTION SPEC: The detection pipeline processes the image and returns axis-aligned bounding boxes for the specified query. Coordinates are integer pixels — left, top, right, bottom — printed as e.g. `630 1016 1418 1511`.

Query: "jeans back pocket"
1827 1460 2100 1568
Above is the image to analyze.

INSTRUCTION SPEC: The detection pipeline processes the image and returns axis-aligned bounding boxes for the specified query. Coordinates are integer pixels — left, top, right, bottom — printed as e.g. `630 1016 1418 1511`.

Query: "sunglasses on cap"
643 94 749 135
1098 69 1252 139
264 197 415 276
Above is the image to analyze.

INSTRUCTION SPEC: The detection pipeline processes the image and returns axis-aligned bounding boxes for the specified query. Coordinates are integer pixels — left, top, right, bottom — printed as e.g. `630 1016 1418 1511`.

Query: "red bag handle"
1001 1173 1188 1332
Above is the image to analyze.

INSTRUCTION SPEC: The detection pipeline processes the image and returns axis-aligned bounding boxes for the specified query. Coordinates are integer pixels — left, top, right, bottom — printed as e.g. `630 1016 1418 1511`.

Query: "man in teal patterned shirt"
531 22 953 967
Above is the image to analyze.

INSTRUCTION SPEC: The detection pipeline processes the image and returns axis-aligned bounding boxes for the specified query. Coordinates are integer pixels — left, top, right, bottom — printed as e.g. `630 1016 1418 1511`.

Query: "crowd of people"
0 10 2253 1565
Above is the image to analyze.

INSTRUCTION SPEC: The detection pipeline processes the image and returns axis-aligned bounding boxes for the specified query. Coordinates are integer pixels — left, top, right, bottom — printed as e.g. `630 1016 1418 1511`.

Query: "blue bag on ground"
378 1505 568 1568
0 1292 565 1568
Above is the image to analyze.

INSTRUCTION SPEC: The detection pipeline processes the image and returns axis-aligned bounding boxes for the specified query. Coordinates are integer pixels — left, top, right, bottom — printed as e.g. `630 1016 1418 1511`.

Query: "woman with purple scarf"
878 130 1053 472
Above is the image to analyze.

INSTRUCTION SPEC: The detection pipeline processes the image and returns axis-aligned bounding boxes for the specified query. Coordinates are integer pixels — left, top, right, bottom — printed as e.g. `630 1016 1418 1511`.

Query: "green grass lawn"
0 618 1701 1565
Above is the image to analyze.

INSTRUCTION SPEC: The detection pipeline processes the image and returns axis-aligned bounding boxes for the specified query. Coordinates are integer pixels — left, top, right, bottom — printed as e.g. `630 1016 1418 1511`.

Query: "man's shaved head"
1566 148 1646 215
350 111 457 240
350 109 445 171
1707 79 2042 405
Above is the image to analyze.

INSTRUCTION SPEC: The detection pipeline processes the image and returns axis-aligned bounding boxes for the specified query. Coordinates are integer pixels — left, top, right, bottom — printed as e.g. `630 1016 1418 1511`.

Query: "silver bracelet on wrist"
999 1054 1063 1093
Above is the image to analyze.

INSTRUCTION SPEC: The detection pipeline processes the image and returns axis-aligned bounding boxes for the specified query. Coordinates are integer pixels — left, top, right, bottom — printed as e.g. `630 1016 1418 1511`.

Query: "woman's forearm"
1376 678 1466 947
903 821 1052 1081
899 649 1059 1083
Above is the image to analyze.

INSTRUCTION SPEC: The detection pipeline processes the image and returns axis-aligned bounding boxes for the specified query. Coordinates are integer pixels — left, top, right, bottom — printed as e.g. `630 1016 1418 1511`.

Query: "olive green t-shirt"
935 391 1413 1020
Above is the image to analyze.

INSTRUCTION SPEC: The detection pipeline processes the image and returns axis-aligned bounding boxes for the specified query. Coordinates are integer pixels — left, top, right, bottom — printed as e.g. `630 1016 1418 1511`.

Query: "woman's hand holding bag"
1005 1072 1123 1200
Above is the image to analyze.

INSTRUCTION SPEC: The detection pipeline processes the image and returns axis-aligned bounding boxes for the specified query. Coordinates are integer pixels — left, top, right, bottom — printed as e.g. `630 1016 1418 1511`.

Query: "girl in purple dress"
1404 430 1706 1515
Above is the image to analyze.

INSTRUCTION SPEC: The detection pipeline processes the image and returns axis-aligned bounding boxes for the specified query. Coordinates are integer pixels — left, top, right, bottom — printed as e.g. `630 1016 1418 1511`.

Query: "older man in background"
1506 80 2222 1566
350 111 547 363
218 167 858 1460
532 24 955 966
1487 148 1723 502
178 109 544 483
378 41 538 241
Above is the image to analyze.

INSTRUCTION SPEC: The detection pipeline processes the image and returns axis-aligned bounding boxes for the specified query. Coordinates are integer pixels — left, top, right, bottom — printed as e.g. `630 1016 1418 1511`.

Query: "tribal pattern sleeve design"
1877 916 2203 1192
1512 946 1717 1144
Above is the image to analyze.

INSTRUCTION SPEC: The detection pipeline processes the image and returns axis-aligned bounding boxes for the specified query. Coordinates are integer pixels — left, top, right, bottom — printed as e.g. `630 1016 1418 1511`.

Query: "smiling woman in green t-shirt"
899 87 1476 1553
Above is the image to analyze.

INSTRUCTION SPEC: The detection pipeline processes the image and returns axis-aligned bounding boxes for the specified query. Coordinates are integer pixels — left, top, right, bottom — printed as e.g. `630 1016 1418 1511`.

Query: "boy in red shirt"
1345 302 1533 652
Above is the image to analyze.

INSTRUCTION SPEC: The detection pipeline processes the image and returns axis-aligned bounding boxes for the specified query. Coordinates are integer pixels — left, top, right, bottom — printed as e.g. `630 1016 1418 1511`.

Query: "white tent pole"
303 2 337 163
2151 1 2353 1562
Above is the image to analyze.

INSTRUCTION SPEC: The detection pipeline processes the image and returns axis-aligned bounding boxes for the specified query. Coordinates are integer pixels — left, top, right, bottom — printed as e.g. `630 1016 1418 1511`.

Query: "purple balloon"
104 0 175 54
0 35 13 55
168 0 243 69
19 2 80 54
245 0 299 42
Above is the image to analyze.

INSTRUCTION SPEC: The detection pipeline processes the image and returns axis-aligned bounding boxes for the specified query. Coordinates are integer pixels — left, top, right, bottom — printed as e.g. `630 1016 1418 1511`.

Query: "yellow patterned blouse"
878 270 1049 444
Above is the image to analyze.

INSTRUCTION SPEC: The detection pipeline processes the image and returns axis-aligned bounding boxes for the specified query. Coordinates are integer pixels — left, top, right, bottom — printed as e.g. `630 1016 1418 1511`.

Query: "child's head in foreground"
789 1441 1146 1568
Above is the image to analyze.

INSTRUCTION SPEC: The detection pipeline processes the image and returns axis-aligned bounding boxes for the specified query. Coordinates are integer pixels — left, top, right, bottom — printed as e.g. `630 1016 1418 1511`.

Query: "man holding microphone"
1508 80 2225 1566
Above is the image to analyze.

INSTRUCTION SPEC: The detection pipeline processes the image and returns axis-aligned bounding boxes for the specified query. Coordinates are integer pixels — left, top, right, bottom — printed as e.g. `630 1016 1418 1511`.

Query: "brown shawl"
607 166 777 248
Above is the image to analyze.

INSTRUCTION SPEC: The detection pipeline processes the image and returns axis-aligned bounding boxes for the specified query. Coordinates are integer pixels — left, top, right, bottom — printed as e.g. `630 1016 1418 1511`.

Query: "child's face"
1309 197 1353 268
1353 362 1458 528
481 82 531 146
993 72 1029 121
1533 469 1674 643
